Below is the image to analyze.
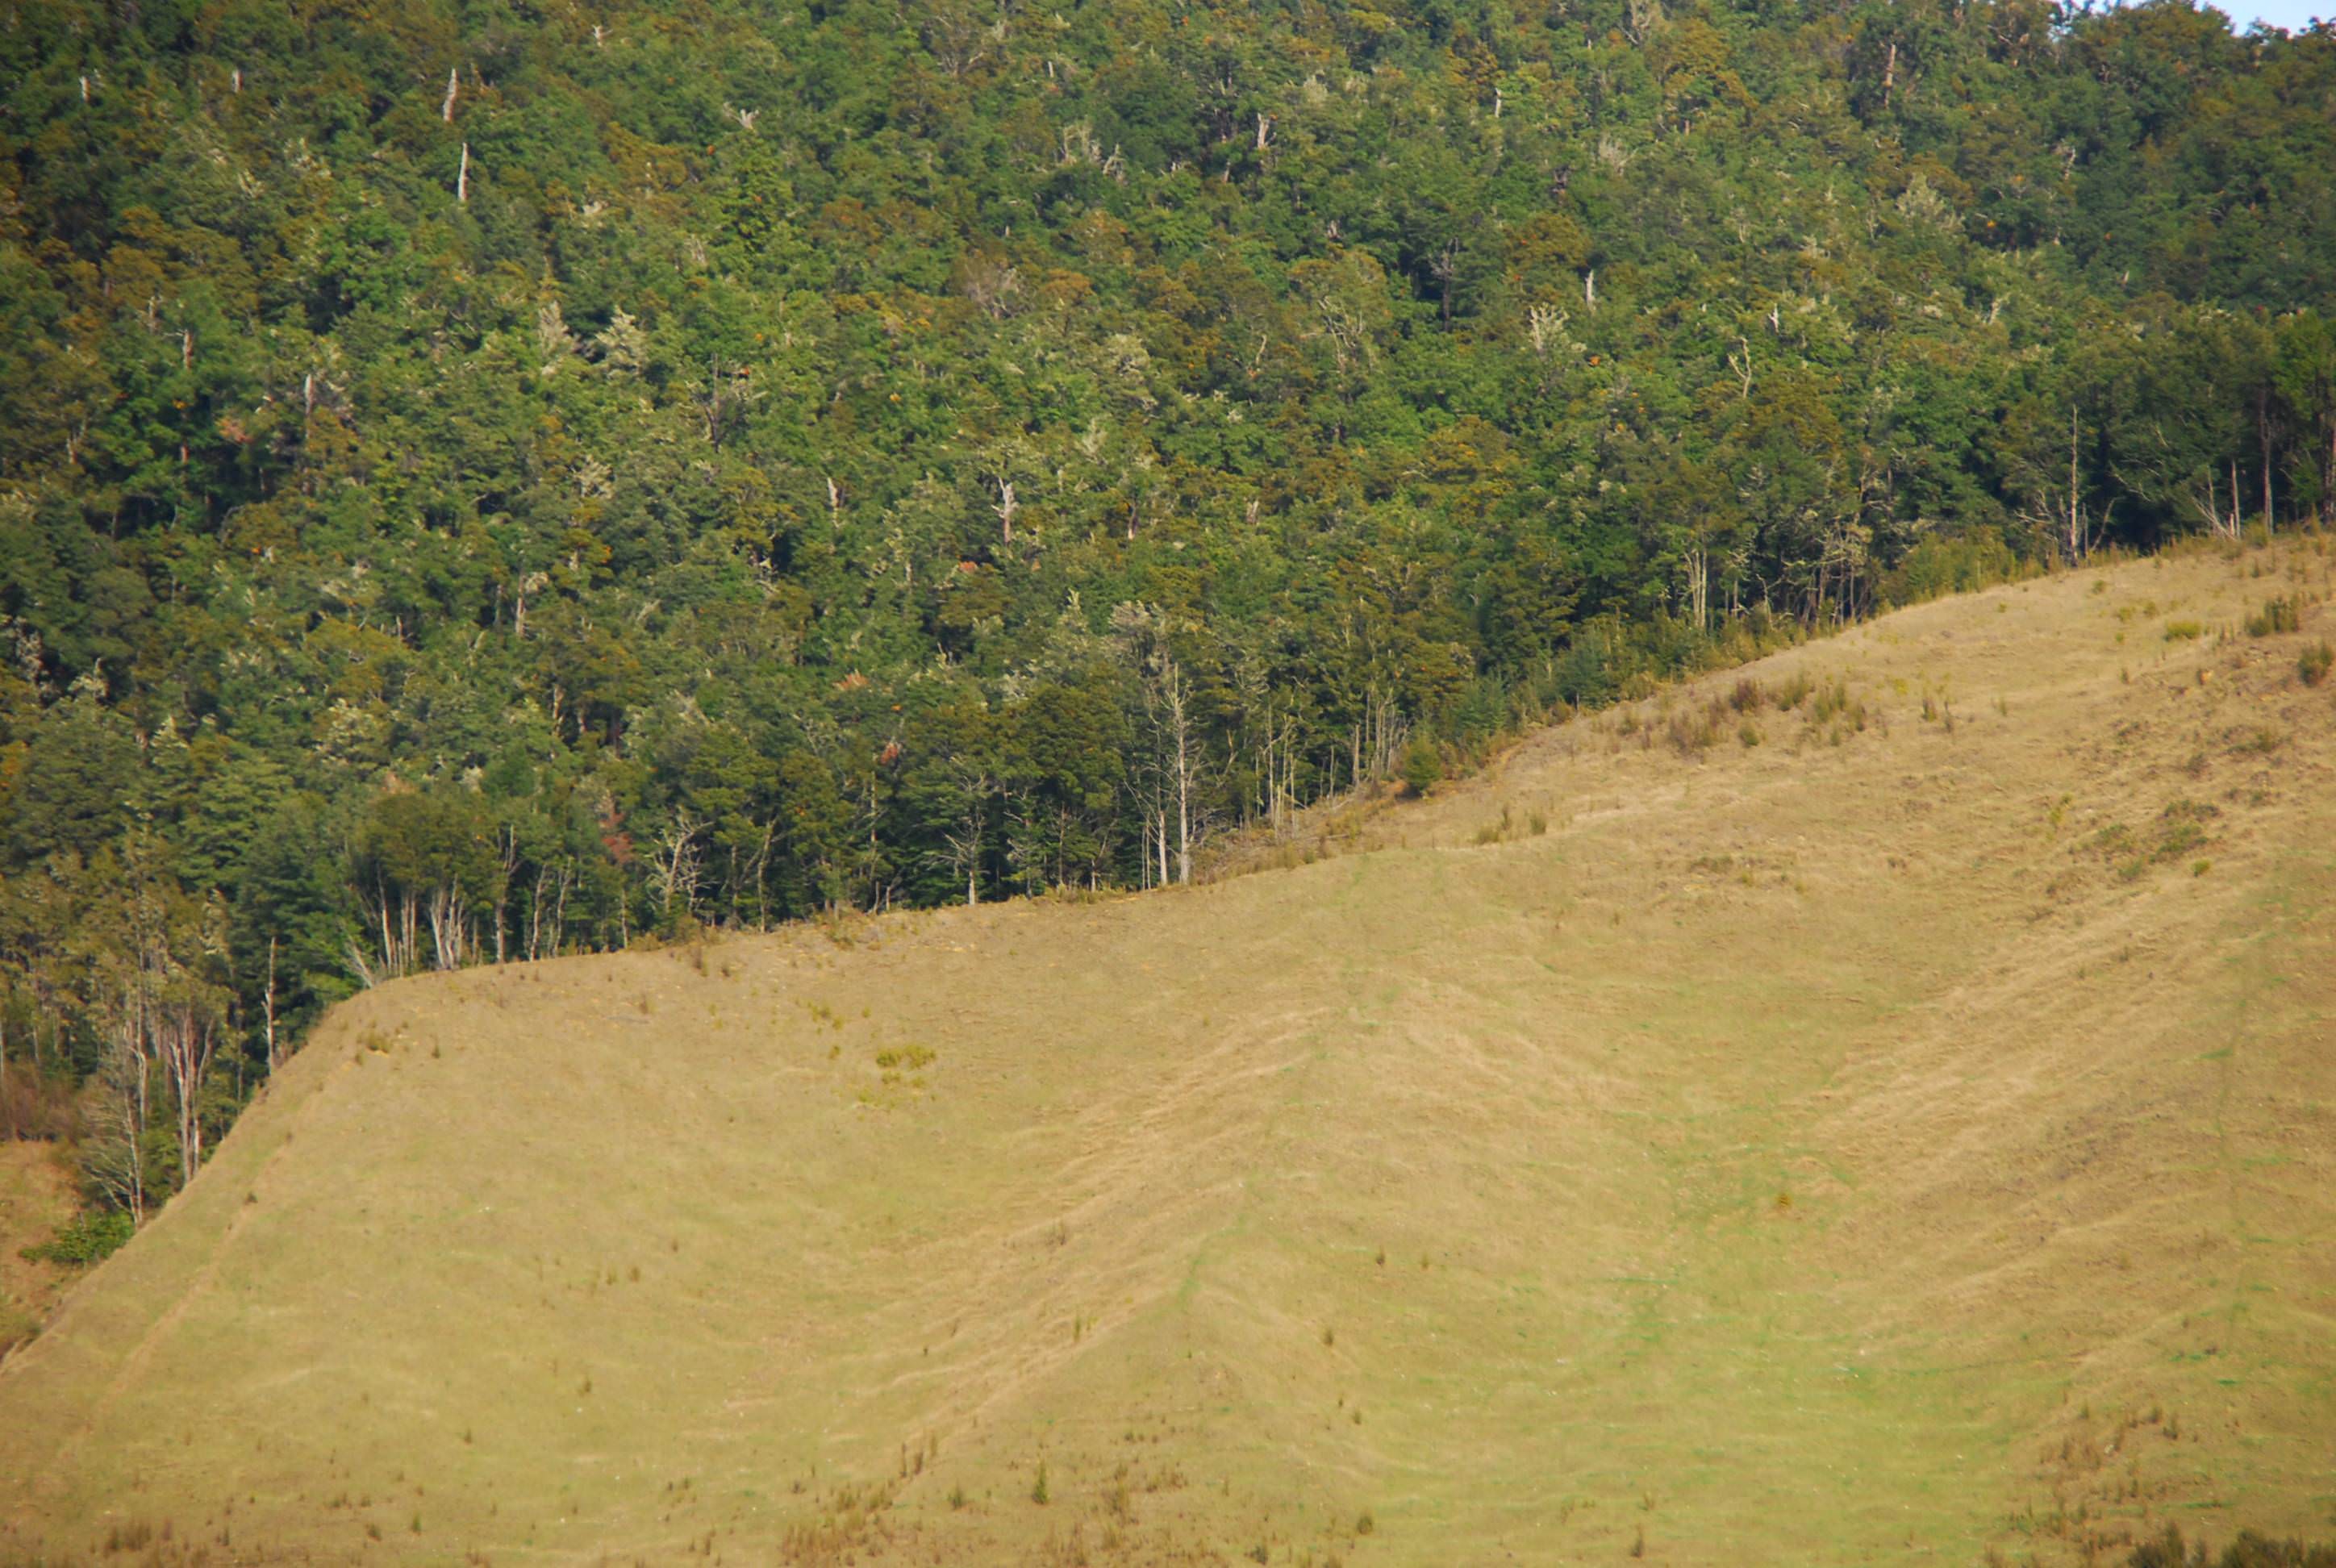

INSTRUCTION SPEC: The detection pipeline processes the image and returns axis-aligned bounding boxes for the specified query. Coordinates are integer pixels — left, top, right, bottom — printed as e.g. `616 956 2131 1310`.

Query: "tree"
1004 681 1128 894
232 796 355 1063
350 788 503 982
2273 311 2336 523
900 695 1002 907
1400 736 1444 798
0 680 137 865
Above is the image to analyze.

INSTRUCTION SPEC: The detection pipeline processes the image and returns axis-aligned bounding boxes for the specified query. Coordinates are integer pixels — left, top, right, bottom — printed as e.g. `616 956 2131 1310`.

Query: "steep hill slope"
0 1145 77 1357
2 542 2332 1566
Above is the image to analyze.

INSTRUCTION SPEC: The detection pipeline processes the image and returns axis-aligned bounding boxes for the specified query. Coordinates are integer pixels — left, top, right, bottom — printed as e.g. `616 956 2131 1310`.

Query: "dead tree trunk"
2259 388 2276 535
261 935 278 1074
157 1004 219 1190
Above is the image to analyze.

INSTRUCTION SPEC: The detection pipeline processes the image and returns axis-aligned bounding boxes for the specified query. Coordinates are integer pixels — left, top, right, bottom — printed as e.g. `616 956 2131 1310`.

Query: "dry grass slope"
0 1145 77 1357
2 540 2332 1566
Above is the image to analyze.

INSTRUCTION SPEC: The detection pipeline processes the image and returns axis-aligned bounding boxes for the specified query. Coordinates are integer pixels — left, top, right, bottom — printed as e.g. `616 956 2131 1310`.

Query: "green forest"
0 0 2331 1224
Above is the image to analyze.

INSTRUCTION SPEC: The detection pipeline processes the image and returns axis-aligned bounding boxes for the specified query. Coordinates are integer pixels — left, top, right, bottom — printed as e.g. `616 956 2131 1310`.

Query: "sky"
2229 1 2326 28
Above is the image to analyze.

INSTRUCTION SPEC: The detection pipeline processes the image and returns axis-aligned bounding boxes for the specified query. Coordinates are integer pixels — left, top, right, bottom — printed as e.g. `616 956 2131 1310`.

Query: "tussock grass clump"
1667 696 1745 756
1811 679 1858 724
101 1520 156 1553
2129 1524 2336 1567
2092 799 2220 882
2243 595 2305 637
2163 619 2205 641
1794 678 1871 744
2301 640 2333 686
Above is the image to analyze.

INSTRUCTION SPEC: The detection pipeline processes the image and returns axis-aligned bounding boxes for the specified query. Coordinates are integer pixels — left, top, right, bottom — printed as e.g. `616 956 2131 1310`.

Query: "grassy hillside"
0 1145 76 1357
2 540 2331 1566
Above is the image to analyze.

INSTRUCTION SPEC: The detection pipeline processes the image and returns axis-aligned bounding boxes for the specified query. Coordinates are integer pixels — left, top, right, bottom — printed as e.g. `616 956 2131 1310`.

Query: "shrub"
21 1208 133 1266
1399 736 1444 797
2163 619 2205 641
1878 532 2021 606
1548 636 1618 707
2301 640 2333 686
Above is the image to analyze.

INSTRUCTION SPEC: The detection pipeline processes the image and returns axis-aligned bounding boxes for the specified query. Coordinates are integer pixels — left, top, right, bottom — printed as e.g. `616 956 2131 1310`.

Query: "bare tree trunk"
427 886 466 970
158 1006 219 1190
526 865 548 961
2259 389 2275 535
751 819 778 929
649 814 703 922
496 825 519 963
90 1045 148 1226
1164 659 1196 883
262 935 278 1074
376 878 396 978
2068 406 2084 558
994 477 1017 542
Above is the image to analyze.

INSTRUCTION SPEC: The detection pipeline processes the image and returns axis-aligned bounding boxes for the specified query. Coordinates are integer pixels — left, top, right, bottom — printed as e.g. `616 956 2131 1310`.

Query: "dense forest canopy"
0 0 2331 1218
